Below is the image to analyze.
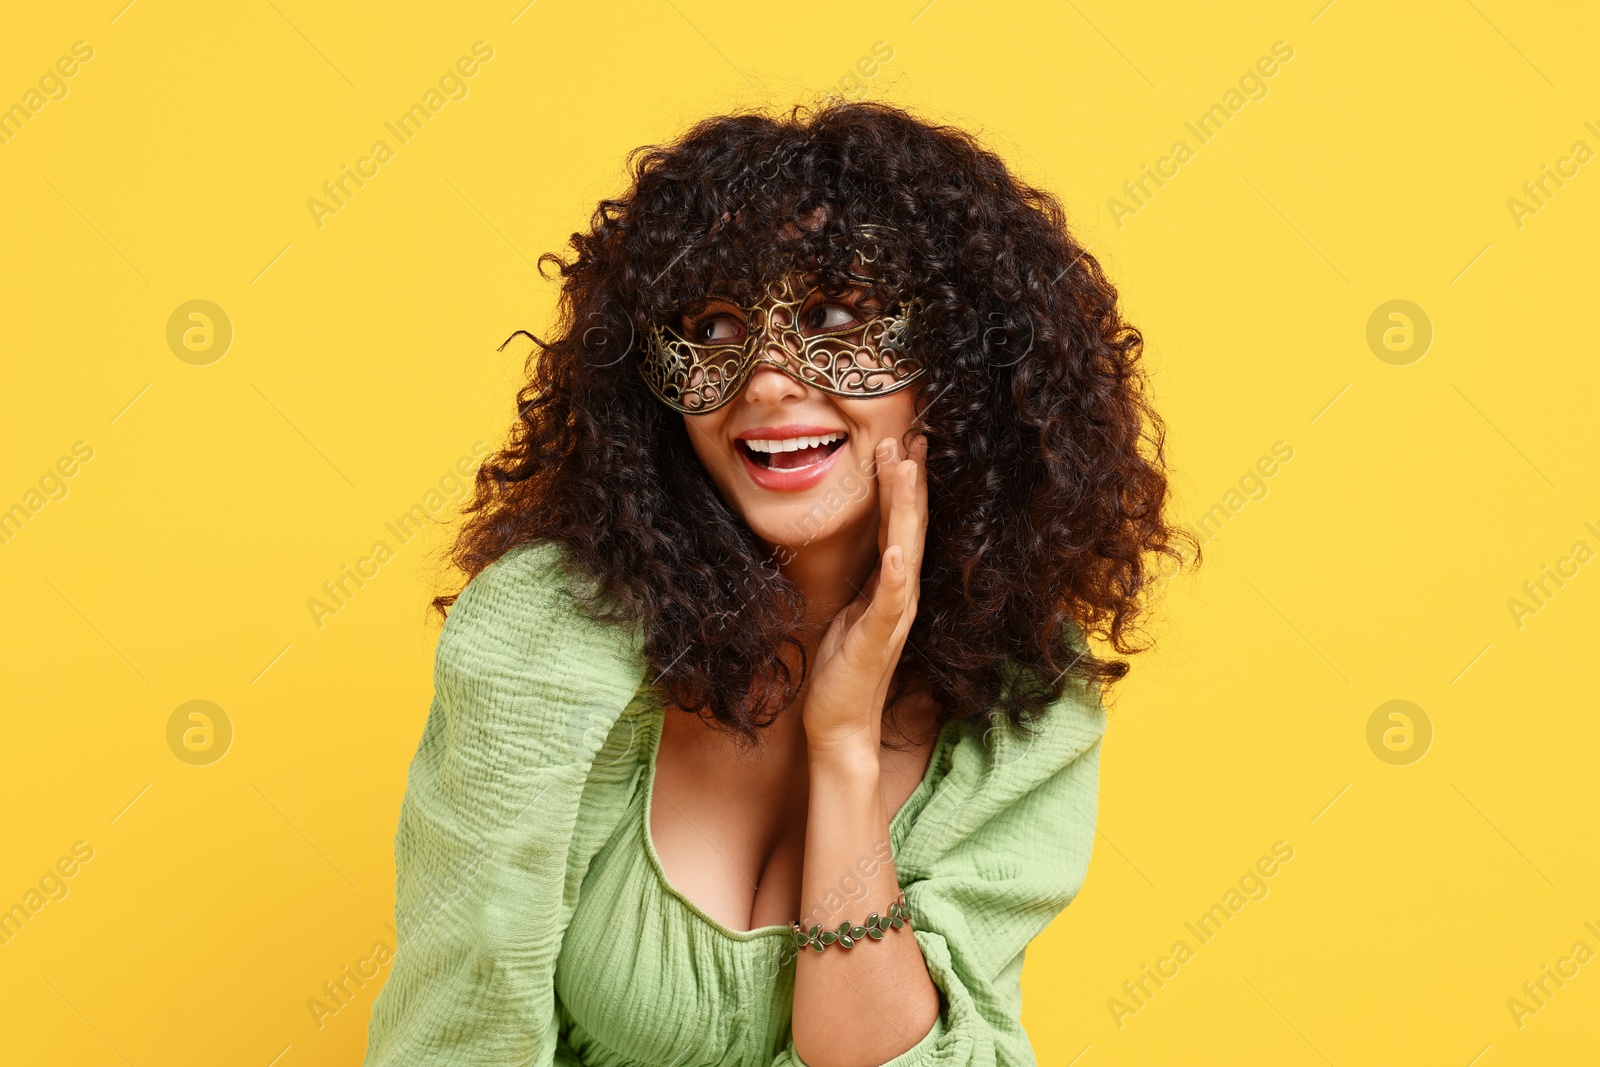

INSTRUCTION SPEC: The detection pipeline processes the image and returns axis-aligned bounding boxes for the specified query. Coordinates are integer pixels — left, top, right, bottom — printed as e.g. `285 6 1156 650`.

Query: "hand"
803 434 930 754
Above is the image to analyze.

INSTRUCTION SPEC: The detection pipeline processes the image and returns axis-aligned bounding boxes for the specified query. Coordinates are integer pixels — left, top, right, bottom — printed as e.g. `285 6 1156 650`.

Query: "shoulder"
898 657 1108 873
437 541 638 676
947 674 1107 815
431 540 647 767
439 541 592 651
949 625 1110 807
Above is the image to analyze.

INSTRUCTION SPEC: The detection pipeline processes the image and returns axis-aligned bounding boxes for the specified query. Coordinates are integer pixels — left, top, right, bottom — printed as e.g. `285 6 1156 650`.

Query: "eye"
798 286 890 334
801 302 860 333
681 302 746 344
695 314 743 342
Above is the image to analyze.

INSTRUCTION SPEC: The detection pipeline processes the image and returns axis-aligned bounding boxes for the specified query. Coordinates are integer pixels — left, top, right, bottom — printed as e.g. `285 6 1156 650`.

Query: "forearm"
791 738 940 1067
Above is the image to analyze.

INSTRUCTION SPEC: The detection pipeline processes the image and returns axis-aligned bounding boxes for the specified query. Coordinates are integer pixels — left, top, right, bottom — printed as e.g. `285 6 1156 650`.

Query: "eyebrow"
688 269 877 302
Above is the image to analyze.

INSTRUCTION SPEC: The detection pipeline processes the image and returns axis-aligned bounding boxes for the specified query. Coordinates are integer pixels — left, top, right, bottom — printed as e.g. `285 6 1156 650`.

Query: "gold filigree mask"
638 225 924 414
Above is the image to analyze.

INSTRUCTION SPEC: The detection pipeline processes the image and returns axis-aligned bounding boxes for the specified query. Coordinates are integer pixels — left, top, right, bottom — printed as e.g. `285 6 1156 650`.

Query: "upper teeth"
744 432 846 454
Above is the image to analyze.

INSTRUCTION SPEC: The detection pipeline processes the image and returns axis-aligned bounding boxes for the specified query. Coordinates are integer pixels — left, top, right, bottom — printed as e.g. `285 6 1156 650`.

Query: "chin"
739 488 872 556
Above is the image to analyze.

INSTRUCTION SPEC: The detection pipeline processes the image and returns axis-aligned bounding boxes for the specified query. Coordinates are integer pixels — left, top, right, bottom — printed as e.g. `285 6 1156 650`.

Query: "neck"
774 522 880 643
756 524 935 752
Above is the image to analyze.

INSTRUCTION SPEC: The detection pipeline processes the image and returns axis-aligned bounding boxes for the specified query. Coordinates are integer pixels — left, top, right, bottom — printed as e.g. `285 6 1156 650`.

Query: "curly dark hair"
434 98 1199 750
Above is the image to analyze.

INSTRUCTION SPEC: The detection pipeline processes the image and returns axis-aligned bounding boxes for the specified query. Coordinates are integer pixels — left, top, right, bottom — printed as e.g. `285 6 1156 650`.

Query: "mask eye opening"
672 288 751 344
795 282 891 337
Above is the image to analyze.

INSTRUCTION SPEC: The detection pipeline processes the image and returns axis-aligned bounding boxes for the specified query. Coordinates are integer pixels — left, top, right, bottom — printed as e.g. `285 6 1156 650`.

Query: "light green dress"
362 541 1107 1067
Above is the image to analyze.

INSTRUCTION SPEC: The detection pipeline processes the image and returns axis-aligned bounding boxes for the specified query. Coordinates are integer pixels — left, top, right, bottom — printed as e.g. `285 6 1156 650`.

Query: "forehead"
701 273 879 313
702 248 884 302
652 221 908 316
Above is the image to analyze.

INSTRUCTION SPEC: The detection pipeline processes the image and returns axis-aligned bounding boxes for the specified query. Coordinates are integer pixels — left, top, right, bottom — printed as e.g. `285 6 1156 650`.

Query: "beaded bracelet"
789 893 912 954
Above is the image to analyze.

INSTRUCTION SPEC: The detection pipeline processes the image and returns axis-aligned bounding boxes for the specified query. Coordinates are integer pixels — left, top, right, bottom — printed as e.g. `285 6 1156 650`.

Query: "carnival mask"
638 225 924 414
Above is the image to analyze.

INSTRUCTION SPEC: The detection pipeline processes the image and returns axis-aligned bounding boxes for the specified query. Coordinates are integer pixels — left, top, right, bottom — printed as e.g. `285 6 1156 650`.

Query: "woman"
362 100 1194 1067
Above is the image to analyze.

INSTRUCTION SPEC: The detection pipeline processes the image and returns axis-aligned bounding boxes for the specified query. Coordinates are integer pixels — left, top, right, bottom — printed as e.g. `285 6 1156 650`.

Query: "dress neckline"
634 682 952 941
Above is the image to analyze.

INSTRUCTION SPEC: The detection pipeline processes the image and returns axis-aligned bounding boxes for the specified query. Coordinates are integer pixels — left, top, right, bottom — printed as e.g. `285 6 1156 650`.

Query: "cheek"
680 414 745 501
838 467 874 507
681 414 724 466
842 392 917 450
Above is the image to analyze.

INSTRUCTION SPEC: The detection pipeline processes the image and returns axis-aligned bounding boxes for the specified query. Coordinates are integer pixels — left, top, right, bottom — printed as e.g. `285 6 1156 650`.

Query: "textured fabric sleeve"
553 1033 584 1067
361 541 647 1067
774 670 1108 1067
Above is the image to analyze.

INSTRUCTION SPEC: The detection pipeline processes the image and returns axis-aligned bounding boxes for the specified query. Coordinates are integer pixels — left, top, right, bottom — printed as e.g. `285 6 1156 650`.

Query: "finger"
875 436 901 556
857 544 912 650
883 449 920 595
860 563 880 599
904 434 930 585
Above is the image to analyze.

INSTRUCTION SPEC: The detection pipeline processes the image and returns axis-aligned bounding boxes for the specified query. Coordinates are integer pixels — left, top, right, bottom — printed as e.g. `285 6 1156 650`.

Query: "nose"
748 299 803 361
739 298 805 401
740 358 805 404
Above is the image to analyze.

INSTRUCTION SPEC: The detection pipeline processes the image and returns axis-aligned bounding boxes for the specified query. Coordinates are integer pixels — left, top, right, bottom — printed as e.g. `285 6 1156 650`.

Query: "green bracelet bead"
788 894 912 955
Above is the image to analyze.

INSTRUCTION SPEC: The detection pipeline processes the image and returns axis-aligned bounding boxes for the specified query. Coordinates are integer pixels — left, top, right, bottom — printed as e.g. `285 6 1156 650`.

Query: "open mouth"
737 432 848 470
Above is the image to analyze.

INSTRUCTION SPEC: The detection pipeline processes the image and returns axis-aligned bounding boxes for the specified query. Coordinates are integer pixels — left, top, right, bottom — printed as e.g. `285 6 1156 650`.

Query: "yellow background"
3 1 1596 1063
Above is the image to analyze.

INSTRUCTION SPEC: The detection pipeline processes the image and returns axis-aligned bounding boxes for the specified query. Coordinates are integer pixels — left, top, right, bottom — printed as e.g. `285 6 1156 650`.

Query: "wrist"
806 730 881 777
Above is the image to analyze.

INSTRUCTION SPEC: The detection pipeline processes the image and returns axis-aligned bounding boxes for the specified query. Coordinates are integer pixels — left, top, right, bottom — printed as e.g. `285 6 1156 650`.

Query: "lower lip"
736 439 847 491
